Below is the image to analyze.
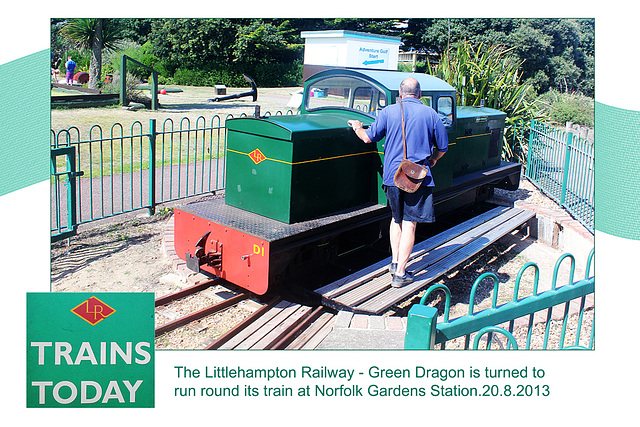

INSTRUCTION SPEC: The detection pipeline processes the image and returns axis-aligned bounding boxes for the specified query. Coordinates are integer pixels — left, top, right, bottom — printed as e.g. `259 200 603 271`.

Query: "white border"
3 3 638 425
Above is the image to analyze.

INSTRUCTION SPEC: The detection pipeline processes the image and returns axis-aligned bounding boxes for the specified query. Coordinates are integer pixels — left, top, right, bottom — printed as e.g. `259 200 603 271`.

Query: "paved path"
51 158 225 231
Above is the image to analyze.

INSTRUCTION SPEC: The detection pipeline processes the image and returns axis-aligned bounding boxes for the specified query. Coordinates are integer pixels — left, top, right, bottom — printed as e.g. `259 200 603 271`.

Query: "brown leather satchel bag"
393 101 428 193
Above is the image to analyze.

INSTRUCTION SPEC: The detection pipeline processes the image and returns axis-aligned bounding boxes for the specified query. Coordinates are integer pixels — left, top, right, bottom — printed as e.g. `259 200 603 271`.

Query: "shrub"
157 75 174 85
429 41 545 163
168 61 302 88
103 41 160 81
537 90 594 127
172 68 209 86
250 60 303 87
207 69 247 87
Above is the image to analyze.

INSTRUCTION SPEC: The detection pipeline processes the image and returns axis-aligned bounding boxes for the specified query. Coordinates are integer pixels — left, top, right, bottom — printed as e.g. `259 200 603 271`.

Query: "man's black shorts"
384 184 435 224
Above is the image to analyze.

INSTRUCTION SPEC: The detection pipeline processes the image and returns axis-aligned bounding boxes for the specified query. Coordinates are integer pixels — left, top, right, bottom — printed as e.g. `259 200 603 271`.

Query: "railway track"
154 278 335 350
155 203 533 350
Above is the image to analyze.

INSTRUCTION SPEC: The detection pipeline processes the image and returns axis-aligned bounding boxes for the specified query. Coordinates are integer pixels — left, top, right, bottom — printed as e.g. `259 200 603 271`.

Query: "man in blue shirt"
349 77 448 287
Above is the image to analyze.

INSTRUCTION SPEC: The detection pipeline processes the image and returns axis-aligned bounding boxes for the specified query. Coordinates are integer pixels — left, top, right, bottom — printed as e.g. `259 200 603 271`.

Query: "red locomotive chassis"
173 198 390 295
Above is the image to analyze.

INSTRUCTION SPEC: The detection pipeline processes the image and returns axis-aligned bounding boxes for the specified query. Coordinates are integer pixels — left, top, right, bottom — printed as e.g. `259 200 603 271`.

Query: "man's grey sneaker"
391 271 415 288
389 263 398 276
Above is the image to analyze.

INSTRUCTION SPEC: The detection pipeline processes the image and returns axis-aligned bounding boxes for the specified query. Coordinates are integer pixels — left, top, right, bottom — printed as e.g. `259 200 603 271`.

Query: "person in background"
51 54 61 82
65 56 76 85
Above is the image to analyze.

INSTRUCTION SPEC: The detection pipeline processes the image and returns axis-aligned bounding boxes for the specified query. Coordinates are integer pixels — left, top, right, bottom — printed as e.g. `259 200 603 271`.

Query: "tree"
147 18 403 78
50 19 68 60
114 18 155 44
404 18 594 96
149 19 238 75
60 18 124 89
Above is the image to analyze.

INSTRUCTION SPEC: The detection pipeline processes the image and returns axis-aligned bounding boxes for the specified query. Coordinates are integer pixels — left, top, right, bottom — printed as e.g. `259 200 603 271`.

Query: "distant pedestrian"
65 56 76 85
51 55 61 82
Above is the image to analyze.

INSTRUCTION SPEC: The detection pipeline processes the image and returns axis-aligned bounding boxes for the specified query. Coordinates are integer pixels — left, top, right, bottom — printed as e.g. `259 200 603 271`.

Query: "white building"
301 30 402 80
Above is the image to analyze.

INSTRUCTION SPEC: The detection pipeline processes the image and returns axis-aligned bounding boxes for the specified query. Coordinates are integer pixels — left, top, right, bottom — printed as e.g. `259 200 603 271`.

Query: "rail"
50 109 297 241
404 248 595 350
51 116 592 241
525 119 594 233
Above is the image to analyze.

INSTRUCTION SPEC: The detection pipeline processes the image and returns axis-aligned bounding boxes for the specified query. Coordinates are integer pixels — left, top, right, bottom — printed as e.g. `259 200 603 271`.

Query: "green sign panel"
26 293 155 408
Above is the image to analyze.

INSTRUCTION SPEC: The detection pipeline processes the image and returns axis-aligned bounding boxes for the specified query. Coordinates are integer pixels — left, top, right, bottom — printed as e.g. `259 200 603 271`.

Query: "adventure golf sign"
301 30 401 71
26 293 154 408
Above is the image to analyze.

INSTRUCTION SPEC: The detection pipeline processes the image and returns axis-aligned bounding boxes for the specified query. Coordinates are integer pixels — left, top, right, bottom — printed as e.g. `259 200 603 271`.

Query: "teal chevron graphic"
595 102 640 240
0 50 49 197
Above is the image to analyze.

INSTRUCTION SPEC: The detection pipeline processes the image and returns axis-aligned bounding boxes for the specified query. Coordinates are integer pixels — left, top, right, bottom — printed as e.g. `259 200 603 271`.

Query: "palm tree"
60 18 123 89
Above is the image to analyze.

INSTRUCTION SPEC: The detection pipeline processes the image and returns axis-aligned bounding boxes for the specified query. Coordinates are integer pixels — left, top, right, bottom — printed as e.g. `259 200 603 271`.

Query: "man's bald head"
400 77 421 98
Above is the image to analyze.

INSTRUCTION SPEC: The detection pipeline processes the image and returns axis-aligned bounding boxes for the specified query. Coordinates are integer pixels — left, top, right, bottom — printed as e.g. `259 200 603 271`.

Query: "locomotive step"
316 206 536 315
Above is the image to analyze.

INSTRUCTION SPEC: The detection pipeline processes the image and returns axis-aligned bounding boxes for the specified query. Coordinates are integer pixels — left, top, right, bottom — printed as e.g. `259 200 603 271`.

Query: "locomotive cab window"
437 96 454 127
420 96 433 107
306 76 387 115
353 87 376 114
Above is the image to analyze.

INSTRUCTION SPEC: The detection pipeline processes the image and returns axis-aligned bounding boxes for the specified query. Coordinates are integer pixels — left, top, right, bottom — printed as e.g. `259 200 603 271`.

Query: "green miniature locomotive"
175 69 521 294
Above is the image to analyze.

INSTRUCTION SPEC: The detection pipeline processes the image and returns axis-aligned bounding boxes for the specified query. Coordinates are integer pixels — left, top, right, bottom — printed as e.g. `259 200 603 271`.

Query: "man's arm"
429 114 449 167
347 120 372 144
429 149 445 168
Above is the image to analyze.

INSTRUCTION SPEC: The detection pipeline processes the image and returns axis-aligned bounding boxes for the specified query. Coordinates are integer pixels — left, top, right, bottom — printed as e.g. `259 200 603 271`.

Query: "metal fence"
404 249 595 350
52 116 594 240
51 109 296 241
525 119 594 232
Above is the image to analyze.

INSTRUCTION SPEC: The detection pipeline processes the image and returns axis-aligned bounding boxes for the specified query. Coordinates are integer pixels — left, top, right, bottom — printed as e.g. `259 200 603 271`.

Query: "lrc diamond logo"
71 296 116 325
249 148 266 164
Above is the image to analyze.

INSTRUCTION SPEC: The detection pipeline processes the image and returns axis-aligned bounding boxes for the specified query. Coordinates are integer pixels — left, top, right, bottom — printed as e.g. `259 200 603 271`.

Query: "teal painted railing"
404 249 595 350
525 119 594 233
50 109 296 240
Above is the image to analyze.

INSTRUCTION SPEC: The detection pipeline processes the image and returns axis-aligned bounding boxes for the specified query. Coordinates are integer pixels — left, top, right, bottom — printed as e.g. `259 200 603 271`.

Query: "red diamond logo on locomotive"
249 148 266 164
71 296 116 325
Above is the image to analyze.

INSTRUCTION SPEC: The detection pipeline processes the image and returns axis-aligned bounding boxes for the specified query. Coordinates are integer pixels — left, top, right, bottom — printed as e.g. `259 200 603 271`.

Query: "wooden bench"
316 206 536 315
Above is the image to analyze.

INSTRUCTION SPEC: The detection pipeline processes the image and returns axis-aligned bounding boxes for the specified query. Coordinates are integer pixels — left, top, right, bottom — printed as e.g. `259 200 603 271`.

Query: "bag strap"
400 100 407 160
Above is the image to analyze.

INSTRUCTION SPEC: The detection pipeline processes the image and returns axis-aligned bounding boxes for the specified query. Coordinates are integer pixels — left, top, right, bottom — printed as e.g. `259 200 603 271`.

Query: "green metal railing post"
148 119 157 215
67 147 78 230
151 71 158 111
120 55 127 106
404 304 438 350
560 132 573 206
525 119 535 179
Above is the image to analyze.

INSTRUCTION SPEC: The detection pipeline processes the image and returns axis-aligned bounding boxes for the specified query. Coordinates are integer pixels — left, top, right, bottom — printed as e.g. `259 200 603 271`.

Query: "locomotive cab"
299 69 465 208
298 69 520 207
301 68 457 125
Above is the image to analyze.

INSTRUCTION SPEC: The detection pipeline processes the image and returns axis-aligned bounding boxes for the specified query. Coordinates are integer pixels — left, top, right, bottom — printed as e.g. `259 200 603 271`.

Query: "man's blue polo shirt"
365 97 449 187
